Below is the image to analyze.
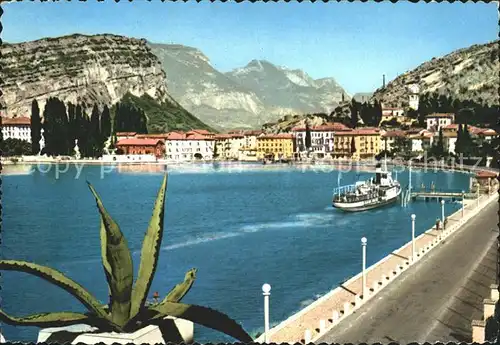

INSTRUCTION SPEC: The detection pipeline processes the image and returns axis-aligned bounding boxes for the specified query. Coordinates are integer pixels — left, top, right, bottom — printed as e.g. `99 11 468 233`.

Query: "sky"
2 1 498 94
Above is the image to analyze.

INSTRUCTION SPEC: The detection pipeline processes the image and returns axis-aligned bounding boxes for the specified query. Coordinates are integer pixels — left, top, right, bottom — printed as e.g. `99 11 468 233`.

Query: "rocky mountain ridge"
149 43 350 130
372 40 499 107
1 34 174 118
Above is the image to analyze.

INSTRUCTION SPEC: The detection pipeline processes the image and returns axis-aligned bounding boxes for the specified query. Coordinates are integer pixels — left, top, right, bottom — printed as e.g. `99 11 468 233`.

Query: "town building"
256 133 295 160
408 130 434 153
214 134 246 160
1 117 32 142
332 128 381 160
164 131 215 161
115 138 165 159
381 130 406 152
380 107 407 125
408 84 420 110
425 113 455 131
292 122 350 157
116 132 138 141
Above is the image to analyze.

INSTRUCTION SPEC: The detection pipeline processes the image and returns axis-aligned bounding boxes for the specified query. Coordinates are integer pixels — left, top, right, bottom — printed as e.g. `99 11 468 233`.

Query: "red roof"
334 128 379 136
259 133 295 140
425 113 455 118
1 117 31 125
116 138 163 146
475 170 498 179
382 130 406 138
243 130 264 136
136 134 169 139
292 122 350 132
116 132 137 136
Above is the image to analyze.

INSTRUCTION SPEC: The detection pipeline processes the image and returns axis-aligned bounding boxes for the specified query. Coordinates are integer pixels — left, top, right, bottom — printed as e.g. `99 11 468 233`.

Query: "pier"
255 191 499 344
410 190 475 201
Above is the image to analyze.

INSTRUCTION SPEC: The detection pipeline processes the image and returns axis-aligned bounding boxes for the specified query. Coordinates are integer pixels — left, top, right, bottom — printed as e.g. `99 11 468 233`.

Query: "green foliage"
305 122 312 149
42 97 71 156
1 138 32 157
391 136 413 159
350 137 356 153
428 128 446 159
114 93 215 134
31 100 42 155
0 174 252 343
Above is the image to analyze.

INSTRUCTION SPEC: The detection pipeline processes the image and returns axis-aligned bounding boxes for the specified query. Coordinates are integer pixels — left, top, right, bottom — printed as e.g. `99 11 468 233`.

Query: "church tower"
408 84 420 110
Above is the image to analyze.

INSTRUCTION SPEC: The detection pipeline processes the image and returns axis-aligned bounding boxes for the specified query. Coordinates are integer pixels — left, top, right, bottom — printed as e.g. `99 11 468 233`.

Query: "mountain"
1 34 213 133
149 44 349 130
226 59 347 115
149 43 266 130
372 40 499 107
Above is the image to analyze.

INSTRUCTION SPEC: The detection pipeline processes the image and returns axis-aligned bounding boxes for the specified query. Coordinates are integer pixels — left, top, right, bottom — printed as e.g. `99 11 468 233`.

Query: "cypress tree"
31 99 42 155
101 105 112 139
350 99 358 129
456 123 463 155
90 104 101 157
305 122 312 150
350 137 356 154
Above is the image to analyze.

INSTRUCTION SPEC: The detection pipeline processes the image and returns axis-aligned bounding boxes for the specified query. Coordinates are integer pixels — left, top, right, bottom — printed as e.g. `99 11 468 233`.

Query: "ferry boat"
332 161 401 212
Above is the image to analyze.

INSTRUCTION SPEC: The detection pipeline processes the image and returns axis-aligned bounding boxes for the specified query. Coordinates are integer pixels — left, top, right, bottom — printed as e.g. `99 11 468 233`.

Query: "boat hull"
332 193 400 212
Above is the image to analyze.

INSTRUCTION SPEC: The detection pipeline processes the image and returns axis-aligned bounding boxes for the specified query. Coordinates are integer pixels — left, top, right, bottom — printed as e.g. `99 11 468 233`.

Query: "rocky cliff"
372 40 499 107
1 34 173 118
149 44 350 130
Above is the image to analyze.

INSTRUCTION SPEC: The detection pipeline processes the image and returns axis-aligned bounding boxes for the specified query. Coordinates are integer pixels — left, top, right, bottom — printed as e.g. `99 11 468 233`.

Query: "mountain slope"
1 34 212 133
373 40 499 107
149 44 350 130
149 43 266 130
226 59 348 117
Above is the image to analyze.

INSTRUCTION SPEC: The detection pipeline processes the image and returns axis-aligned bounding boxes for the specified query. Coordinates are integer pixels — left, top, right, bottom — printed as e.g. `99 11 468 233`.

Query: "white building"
409 130 433 153
408 84 420 110
214 134 247 160
2 117 31 142
164 131 215 161
292 122 351 157
425 113 455 131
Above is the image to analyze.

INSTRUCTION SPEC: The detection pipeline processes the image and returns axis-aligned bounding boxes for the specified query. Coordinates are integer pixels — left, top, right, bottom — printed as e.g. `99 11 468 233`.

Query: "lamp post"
262 283 271 343
462 190 465 218
477 185 480 208
411 214 416 262
441 200 445 230
361 237 367 299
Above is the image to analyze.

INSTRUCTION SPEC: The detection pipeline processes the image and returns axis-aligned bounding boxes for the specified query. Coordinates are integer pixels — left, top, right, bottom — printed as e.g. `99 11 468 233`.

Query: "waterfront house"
214 133 246 160
332 128 381 160
380 107 406 124
256 133 295 160
116 132 138 141
409 130 434 153
115 138 165 159
381 130 406 152
292 122 350 158
164 131 215 161
425 113 455 131
1 116 32 142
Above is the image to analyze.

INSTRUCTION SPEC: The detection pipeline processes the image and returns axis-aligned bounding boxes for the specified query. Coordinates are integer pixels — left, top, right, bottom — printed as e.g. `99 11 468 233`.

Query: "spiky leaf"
130 174 168 319
148 301 253 343
87 182 134 327
162 268 197 303
0 309 102 328
0 260 115 329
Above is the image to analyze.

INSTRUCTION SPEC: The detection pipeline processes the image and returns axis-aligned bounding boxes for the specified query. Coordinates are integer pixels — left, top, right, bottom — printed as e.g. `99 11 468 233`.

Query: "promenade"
258 191 498 344
318 199 498 344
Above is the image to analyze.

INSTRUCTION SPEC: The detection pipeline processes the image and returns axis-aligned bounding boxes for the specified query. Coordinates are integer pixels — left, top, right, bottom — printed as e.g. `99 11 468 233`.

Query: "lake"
1 162 469 342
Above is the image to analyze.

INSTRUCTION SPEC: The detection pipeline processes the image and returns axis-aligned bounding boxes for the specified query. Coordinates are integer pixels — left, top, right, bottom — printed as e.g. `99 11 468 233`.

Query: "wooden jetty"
410 190 475 202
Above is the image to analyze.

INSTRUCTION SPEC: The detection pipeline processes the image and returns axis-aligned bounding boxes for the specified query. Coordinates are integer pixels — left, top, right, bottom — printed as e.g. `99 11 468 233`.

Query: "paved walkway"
317 199 499 344
264 193 497 343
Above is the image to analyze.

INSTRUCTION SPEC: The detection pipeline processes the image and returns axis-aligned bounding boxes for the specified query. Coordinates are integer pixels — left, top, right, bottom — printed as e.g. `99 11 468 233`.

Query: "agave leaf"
87 182 134 327
161 268 197 304
0 260 115 328
130 174 168 319
147 301 253 343
0 309 101 328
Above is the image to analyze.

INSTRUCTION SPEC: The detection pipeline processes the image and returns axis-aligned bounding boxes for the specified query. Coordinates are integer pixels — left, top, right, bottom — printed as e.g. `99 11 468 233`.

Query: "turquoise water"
1 163 468 342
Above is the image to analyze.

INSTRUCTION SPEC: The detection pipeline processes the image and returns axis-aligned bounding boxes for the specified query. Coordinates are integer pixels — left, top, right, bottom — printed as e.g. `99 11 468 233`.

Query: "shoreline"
255 191 499 343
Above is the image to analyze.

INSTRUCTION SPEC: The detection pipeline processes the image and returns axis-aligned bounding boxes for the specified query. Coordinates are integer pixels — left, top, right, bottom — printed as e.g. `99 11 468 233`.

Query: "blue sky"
2 1 498 94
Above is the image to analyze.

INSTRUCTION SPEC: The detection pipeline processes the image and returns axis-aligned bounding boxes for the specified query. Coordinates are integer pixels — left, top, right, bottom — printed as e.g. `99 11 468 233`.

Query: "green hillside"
117 93 217 133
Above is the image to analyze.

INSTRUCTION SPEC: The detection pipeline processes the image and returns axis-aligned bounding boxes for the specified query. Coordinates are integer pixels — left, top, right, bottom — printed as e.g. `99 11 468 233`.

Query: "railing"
332 184 357 196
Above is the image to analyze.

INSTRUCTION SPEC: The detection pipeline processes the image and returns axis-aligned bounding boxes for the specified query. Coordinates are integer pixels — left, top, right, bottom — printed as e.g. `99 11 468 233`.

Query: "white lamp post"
361 237 367 298
262 283 271 343
441 199 445 230
462 190 465 218
411 214 416 262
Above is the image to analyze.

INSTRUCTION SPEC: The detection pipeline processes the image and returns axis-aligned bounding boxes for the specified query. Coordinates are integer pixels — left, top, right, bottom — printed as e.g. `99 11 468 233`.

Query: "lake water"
1 163 469 342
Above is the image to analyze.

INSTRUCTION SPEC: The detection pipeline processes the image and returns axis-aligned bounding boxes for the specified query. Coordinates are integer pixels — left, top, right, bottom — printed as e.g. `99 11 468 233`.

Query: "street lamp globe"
262 283 271 294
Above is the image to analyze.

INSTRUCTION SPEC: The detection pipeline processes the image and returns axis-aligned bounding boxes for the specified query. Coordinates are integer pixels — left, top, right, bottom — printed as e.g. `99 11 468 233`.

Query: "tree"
1 138 32 157
455 123 464 156
305 121 312 150
429 128 445 159
30 99 42 155
350 137 356 154
350 99 358 128
212 141 218 159
101 106 112 139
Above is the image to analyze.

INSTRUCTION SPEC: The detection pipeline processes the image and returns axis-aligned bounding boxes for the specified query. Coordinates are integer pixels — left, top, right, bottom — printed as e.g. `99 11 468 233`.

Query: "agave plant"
0 174 252 343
